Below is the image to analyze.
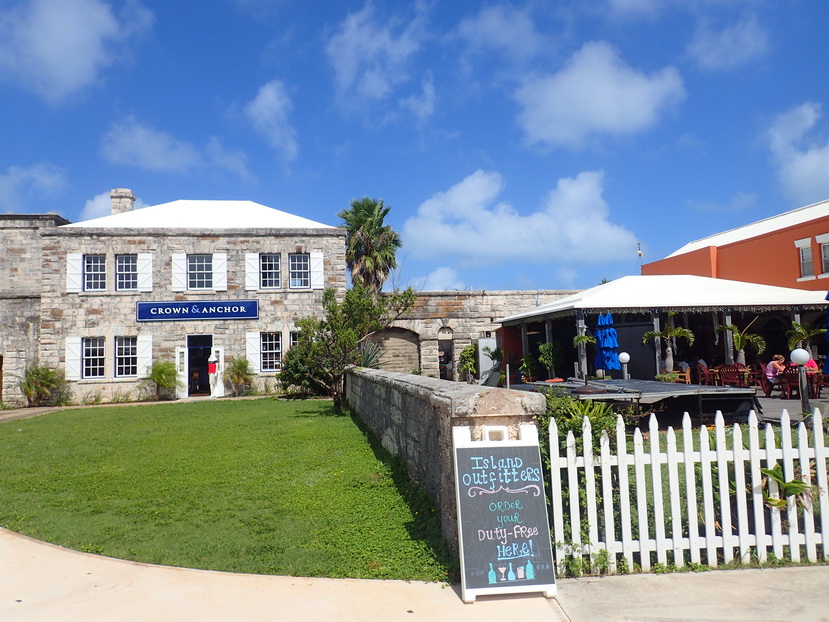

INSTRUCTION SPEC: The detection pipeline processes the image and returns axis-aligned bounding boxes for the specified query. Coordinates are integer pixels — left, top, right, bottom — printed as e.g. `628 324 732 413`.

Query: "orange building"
642 199 829 291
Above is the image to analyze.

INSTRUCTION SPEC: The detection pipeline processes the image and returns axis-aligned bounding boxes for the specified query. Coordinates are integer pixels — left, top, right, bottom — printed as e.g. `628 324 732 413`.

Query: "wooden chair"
746 364 765 389
778 368 801 399
673 368 691 384
697 366 717 385
718 365 743 387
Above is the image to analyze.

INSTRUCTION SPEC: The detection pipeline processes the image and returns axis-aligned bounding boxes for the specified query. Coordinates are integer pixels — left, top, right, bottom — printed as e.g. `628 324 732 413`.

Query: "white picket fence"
548 410 829 572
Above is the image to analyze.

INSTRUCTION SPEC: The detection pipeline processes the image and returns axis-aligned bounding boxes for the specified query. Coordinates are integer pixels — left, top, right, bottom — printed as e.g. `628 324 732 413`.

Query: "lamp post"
619 352 630 380
790 347 812 416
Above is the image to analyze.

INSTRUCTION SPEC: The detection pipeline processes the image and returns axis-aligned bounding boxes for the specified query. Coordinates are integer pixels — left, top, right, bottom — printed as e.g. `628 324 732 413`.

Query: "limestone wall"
345 367 547 554
385 290 578 378
38 227 346 400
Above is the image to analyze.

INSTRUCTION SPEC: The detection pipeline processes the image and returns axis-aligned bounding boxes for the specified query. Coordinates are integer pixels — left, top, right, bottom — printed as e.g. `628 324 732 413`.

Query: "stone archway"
371 327 421 373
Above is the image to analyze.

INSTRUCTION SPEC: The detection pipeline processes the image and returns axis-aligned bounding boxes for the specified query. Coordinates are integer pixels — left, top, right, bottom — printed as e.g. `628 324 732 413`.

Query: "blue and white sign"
137 300 259 322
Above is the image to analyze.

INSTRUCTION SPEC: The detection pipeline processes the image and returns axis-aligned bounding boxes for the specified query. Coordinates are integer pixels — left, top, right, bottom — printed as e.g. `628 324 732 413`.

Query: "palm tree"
716 319 766 365
337 197 402 296
786 321 827 358
642 312 695 374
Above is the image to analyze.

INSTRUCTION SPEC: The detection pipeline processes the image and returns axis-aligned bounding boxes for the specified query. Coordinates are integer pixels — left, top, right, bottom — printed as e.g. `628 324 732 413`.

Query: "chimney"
110 188 135 215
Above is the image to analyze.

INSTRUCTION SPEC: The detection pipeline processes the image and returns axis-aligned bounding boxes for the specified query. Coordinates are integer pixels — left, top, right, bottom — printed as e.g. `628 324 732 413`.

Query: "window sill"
818 273 829 280
797 275 817 282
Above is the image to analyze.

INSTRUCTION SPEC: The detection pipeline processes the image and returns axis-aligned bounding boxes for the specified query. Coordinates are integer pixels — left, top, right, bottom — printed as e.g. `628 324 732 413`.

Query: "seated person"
765 354 786 393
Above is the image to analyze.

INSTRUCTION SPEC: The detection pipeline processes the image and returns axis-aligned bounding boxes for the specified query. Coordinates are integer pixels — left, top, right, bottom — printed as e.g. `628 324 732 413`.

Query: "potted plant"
519 353 539 383
642 311 695 374
459 344 477 383
538 341 563 380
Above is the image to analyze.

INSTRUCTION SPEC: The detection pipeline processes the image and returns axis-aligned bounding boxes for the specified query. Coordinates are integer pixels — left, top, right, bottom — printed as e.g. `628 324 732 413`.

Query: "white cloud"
515 41 685 149
325 2 425 103
402 169 638 269
398 72 435 121
0 162 66 211
206 137 255 181
101 116 201 172
101 117 252 179
244 79 298 161
455 4 544 62
411 266 466 292
79 189 147 221
767 102 829 206
0 0 152 103
687 14 768 72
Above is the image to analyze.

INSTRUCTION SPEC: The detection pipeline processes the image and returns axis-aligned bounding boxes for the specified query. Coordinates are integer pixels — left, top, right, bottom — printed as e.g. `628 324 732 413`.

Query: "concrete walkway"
3 528 829 621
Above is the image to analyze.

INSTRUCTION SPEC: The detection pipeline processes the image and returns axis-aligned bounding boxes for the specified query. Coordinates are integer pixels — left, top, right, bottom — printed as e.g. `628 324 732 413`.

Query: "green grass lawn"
0 398 455 582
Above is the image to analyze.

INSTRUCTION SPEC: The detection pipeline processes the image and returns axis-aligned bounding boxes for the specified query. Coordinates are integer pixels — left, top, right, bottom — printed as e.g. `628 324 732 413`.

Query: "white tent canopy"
499 275 827 325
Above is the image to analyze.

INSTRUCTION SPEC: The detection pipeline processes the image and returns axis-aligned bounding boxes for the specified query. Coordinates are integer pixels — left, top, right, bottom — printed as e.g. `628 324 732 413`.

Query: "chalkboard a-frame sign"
452 424 556 603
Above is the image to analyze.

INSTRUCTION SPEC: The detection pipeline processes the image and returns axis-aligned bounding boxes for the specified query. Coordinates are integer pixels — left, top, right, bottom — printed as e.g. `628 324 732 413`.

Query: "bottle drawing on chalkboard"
488 563 497 584
525 558 535 580
516 563 525 580
507 562 516 581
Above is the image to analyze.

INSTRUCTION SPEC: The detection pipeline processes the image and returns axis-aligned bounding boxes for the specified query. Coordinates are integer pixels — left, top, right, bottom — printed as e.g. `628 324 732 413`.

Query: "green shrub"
143 359 179 401
223 357 254 397
80 389 104 405
459 344 477 382
17 364 69 407
109 388 133 403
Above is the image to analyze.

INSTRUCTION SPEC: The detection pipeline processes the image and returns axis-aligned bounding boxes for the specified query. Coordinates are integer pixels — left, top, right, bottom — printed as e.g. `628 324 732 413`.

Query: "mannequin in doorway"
208 354 219 398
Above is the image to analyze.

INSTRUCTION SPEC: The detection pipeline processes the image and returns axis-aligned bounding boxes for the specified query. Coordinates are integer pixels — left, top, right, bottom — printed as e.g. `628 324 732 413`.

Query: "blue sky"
2 0 829 291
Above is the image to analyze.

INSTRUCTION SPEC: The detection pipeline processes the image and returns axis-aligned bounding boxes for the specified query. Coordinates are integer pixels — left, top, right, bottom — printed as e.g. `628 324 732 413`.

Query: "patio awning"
498 275 828 325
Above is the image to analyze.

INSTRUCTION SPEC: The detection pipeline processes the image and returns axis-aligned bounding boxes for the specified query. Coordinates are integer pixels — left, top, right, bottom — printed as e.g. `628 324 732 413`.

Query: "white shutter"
67 253 82 292
65 337 81 380
310 251 324 290
213 252 227 291
172 253 186 291
137 334 153 378
246 332 260 374
245 253 259 290
137 253 153 292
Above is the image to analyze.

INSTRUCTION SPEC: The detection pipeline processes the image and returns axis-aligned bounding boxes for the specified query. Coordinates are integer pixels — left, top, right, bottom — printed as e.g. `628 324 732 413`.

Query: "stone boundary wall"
345 367 546 555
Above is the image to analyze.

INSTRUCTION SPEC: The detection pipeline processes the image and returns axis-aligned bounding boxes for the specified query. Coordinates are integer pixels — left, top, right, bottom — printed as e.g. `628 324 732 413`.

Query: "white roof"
62 200 336 230
499 275 827 324
667 198 829 257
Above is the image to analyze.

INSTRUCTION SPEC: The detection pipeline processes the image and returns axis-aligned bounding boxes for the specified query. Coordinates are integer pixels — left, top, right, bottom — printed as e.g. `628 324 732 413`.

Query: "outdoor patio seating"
697 366 718 385
778 368 802 399
717 365 745 387
672 368 691 384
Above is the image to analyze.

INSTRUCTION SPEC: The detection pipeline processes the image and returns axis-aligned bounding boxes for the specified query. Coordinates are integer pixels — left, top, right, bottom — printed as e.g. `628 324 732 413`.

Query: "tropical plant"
760 463 818 510
282 284 416 410
17 364 69 407
716 318 766 365
519 353 539 381
337 197 402 296
642 312 695 374
458 344 477 382
358 341 384 369
223 357 254 397
538 341 564 379
786 321 827 358
572 334 596 378
145 359 179 401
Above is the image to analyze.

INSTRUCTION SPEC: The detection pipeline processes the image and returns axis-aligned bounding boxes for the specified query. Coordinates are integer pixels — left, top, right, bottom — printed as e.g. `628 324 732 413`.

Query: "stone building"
378 290 577 379
1 189 346 406
0 188 577 406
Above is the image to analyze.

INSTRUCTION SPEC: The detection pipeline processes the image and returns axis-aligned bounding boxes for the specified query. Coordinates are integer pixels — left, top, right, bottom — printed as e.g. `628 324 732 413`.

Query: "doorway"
187 334 213 395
